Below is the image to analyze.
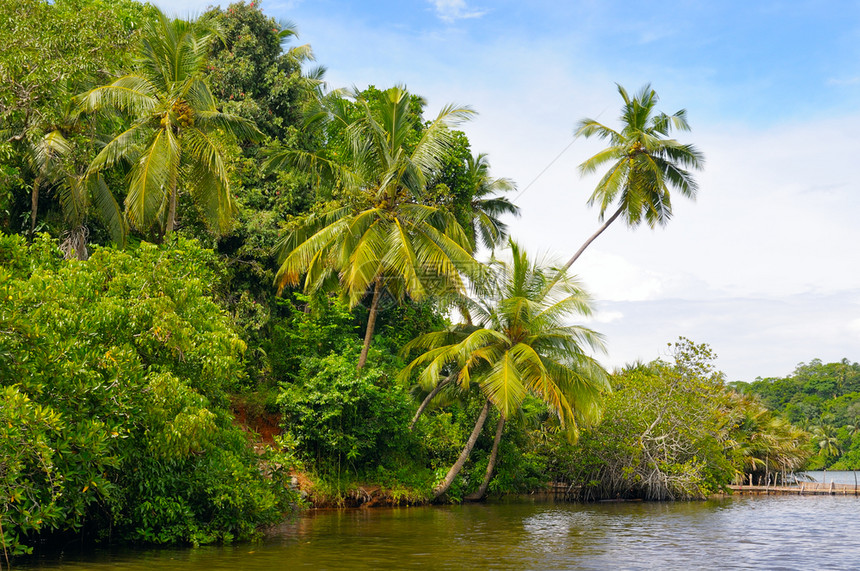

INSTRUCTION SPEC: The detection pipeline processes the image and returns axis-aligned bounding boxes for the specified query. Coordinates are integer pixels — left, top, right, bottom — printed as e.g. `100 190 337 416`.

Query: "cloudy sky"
156 0 860 382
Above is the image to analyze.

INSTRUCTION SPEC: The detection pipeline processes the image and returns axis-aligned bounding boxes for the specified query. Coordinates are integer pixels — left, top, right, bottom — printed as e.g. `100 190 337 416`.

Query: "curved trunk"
561 204 624 271
465 414 505 501
433 399 491 499
357 279 382 370
541 204 625 296
409 373 454 430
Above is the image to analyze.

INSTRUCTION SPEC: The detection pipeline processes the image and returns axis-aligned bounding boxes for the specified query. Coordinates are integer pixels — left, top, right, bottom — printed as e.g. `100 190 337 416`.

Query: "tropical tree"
812 424 842 462
202 1 326 138
461 152 519 251
17 120 126 258
399 240 609 499
77 8 262 239
268 86 478 370
55 172 127 260
563 83 704 270
723 391 809 485
23 130 71 239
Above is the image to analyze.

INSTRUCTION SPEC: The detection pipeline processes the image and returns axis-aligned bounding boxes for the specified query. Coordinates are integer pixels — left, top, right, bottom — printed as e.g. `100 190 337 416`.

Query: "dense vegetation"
731 359 860 469
0 0 823 564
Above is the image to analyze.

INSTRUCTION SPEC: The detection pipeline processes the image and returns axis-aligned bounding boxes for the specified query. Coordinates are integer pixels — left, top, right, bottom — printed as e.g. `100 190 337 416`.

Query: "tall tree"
0 0 148 237
400 240 609 499
268 86 478 370
461 152 519 251
202 1 325 139
23 130 71 239
77 8 261 239
563 83 704 269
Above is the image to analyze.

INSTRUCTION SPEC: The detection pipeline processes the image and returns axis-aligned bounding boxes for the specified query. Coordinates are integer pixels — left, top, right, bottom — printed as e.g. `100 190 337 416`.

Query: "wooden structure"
729 481 860 496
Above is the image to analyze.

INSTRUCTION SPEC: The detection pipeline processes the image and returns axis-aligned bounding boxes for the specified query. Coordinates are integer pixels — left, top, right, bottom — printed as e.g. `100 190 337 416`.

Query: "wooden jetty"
729 481 860 496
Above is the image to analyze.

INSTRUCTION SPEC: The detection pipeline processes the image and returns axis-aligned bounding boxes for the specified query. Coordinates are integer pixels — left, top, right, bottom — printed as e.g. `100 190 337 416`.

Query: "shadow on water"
16 495 860 570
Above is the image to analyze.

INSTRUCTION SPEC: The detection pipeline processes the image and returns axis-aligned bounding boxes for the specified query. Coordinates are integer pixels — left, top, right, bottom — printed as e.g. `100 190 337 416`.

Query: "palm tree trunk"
409 373 454 430
165 184 178 236
357 279 381 370
465 414 505 501
433 399 491 499
456 300 473 326
29 175 43 240
561 204 624 271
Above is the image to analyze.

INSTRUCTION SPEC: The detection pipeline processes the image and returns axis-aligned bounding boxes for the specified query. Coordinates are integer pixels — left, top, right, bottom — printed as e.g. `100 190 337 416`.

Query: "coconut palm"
24 130 71 239
812 424 841 460
268 86 478 369
461 152 519 251
400 240 609 499
55 172 127 260
77 8 261 239
563 84 704 270
16 124 126 258
724 392 809 484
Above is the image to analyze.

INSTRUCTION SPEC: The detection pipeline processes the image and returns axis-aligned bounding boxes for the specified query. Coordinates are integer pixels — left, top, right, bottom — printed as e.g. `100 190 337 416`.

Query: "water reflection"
20 496 860 570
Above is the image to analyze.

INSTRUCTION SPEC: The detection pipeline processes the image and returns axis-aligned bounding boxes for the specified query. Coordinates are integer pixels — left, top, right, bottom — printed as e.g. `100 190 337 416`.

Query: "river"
18 495 860 570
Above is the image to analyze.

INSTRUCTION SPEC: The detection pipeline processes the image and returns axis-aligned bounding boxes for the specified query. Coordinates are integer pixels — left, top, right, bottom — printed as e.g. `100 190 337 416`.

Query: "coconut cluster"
171 100 195 128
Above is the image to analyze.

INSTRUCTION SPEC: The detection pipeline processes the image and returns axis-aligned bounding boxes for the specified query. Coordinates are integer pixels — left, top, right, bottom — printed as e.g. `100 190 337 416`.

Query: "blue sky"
158 0 860 381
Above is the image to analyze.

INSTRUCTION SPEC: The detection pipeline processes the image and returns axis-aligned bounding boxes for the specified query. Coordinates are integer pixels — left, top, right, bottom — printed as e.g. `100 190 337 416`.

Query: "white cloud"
428 0 488 22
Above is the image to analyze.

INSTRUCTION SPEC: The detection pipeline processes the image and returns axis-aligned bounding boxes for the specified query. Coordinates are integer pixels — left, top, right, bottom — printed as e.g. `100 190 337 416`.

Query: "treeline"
0 0 813 561
731 359 860 469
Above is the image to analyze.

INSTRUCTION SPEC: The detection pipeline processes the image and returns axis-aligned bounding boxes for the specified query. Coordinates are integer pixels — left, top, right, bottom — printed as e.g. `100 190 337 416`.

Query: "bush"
0 234 295 553
278 351 416 476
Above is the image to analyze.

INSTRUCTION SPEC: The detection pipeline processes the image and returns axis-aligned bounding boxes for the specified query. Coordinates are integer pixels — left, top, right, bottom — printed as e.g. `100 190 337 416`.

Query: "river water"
19 495 860 570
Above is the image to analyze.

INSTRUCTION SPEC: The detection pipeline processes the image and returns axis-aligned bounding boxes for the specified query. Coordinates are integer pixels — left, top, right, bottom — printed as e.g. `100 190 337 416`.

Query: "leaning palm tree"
268 86 479 369
563 84 704 270
77 8 261 239
400 240 609 499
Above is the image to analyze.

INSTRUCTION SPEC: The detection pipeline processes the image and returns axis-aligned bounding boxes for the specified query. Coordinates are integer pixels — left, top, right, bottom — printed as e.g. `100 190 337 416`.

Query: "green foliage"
0 0 150 242
202 1 323 139
0 387 66 557
265 293 359 384
78 7 263 239
549 339 803 500
278 351 416 475
733 358 860 467
0 233 295 555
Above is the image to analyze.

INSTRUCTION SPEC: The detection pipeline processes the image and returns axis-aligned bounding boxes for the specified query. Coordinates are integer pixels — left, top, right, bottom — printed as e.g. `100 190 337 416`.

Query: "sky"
156 0 860 382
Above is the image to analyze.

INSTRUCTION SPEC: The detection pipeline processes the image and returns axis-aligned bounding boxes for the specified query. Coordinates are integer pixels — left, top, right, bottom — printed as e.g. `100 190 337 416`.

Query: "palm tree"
18 125 126 258
56 172 127 260
77 8 261 239
268 86 479 369
461 152 520 251
24 130 71 240
562 84 704 270
400 240 609 499
812 424 841 461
